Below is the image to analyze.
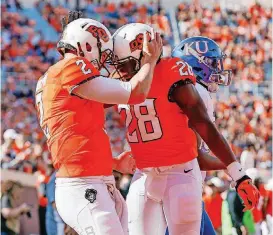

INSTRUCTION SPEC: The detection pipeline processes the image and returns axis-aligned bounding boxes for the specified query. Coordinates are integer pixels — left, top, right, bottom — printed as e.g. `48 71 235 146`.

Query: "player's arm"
170 83 260 211
72 64 153 105
197 150 226 171
172 84 237 166
194 129 226 171
72 32 162 105
128 30 162 104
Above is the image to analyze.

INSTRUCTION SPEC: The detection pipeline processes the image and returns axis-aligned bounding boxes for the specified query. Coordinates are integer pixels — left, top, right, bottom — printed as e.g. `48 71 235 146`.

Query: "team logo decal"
129 32 151 52
86 25 109 42
85 188 97 203
184 41 209 55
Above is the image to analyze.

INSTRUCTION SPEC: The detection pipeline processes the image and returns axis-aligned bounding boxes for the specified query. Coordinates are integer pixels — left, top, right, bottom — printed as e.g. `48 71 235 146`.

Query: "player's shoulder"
60 56 100 85
36 62 59 92
157 57 181 68
157 57 196 84
59 56 98 73
155 57 181 76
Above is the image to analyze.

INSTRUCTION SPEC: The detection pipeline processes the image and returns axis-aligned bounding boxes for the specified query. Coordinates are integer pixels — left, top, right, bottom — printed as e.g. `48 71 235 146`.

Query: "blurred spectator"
226 188 246 235
1 181 31 235
264 179 272 235
252 177 266 235
203 178 224 234
240 144 256 170
1 129 19 166
45 171 64 235
36 165 52 235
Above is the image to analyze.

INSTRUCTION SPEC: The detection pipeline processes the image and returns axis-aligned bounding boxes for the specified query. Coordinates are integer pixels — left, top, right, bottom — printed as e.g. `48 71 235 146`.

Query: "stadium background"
1 0 272 234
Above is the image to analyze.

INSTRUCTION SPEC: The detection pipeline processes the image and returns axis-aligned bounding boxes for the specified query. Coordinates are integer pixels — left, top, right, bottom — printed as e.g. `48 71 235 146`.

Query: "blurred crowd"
176 2 272 83
36 0 171 35
1 0 272 234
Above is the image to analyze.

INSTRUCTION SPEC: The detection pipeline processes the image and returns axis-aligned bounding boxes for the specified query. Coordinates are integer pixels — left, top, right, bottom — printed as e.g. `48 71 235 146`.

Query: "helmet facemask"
110 53 142 81
204 55 232 86
187 46 232 92
90 36 115 77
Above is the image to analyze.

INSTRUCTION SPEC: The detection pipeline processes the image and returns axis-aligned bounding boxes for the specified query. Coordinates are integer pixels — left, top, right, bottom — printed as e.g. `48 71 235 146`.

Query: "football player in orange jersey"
35 12 162 235
111 23 260 235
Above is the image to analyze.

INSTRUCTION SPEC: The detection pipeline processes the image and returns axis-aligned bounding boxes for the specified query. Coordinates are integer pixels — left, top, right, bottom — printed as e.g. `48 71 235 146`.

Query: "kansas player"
112 23 260 235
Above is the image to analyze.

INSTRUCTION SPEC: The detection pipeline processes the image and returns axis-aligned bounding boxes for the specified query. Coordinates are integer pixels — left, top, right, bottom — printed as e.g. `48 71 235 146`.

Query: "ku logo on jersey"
184 41 209 55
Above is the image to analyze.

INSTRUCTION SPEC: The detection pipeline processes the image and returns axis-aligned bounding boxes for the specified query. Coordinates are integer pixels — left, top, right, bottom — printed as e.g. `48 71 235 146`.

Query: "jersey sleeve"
166 57 196 102
61 57 100 93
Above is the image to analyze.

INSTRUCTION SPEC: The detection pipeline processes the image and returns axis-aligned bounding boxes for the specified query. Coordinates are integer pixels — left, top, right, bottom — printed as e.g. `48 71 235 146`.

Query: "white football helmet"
57 18 113 73
112 23 154 80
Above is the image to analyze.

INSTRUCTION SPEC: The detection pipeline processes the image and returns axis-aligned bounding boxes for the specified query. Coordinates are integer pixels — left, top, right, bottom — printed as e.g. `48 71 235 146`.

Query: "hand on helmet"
61 11 83 30
235 175 260 212
141 28 163 66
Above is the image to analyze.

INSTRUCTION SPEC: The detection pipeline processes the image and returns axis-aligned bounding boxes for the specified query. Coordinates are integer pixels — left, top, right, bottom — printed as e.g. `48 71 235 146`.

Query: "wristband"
227 161 245 181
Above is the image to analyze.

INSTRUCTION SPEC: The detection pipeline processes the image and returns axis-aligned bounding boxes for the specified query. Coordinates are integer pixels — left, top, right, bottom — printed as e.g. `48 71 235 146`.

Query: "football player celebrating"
35 12 162 235
112 23 260 235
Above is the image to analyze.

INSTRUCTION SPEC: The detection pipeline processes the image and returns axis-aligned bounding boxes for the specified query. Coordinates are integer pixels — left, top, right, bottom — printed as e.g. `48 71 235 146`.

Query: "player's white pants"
55 175 128 235
127 158 203 235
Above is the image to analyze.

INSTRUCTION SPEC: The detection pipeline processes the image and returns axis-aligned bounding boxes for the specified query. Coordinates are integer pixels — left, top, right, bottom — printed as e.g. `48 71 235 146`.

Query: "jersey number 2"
76 60 92 75
119 99 163 143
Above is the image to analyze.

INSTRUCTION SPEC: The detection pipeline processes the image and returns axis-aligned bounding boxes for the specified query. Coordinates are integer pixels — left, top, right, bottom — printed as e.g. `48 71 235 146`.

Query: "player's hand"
141 29 163 66
114 151 136 174
235 175 260 211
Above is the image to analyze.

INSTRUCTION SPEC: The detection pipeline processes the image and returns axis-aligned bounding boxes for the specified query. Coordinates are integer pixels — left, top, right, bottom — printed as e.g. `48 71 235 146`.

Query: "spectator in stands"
240 143 256 170
46 169 65 235
203 178 224 234
1 181 31 235
264 179 272 234
227 188 246 235
1 129 18 167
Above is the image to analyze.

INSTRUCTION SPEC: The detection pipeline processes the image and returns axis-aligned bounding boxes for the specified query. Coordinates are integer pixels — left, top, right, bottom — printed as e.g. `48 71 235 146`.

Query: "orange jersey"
35 56 113 177
118 57 198 169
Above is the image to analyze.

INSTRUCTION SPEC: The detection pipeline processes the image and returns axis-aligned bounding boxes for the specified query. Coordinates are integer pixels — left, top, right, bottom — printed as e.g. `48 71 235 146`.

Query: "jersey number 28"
118 98 163 143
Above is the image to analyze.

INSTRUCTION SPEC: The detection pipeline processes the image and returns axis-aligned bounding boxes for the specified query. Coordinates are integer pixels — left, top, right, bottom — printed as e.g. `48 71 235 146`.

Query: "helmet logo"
129 32 151 53
184 41 209 55
86 25 109 42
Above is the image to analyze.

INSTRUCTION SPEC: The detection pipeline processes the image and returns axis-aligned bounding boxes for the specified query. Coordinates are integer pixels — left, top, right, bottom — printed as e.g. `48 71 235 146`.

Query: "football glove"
61 10 83 30
235 175 260 211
